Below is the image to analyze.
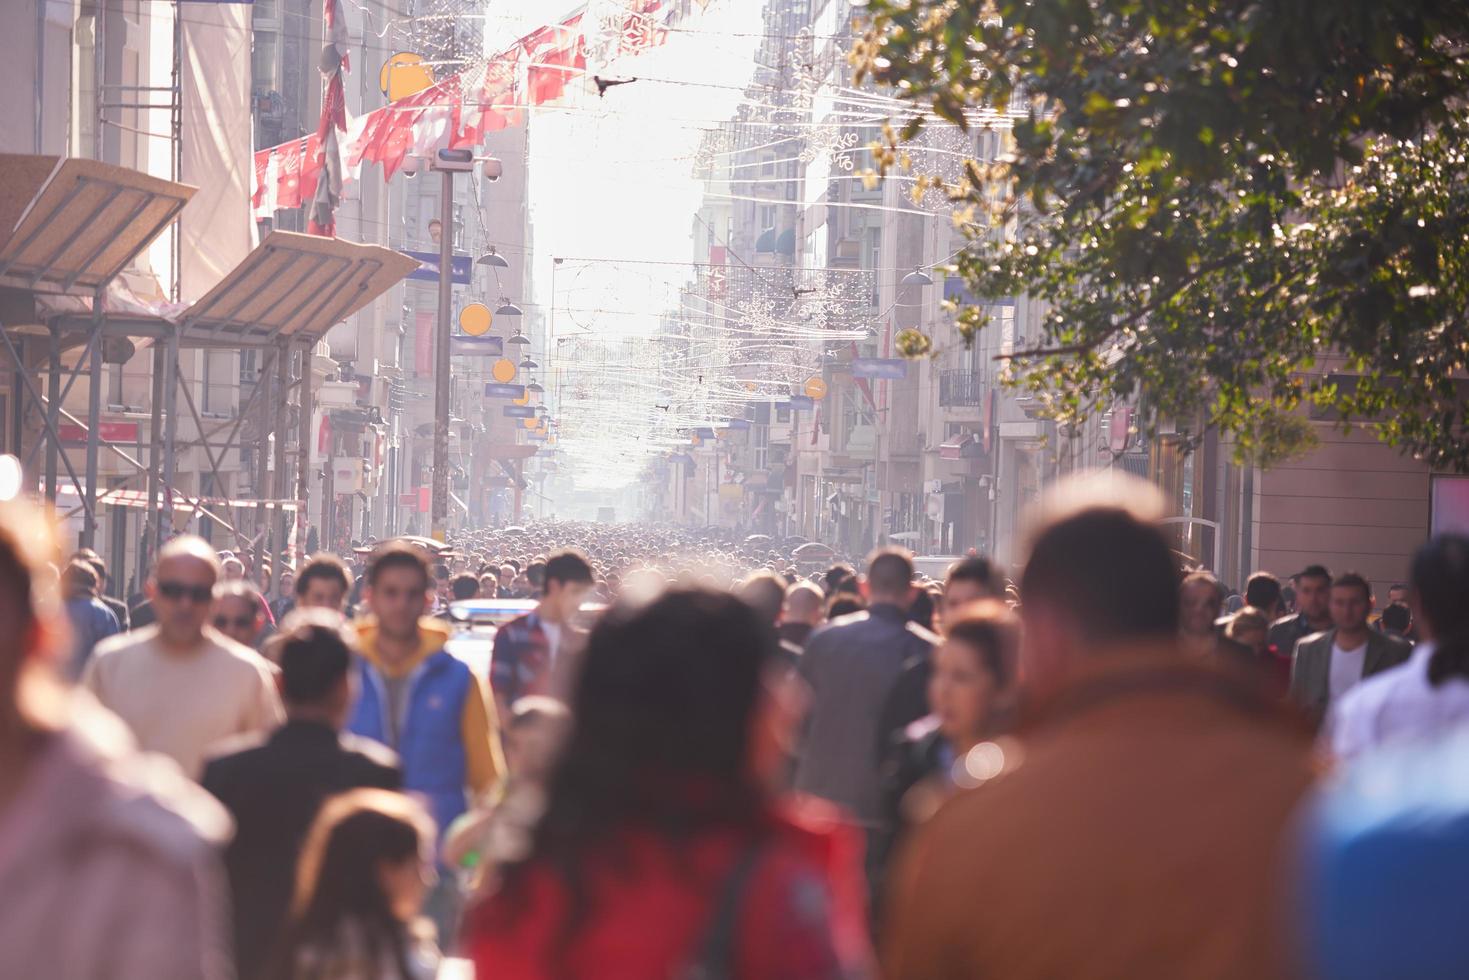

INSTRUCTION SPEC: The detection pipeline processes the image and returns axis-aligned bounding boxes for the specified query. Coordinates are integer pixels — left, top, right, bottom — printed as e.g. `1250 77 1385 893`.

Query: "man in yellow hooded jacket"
348 541 503 937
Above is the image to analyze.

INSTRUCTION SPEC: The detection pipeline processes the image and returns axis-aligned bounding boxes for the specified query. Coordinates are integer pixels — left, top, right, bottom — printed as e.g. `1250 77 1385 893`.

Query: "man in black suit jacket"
202 611 400 980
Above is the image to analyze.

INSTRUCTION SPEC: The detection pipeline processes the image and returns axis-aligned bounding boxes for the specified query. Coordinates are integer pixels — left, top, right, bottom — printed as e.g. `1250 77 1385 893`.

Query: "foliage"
854 0 1469 469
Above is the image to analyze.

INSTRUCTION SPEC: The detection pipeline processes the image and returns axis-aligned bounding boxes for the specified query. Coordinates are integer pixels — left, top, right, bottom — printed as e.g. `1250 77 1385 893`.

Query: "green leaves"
863 0 1469 470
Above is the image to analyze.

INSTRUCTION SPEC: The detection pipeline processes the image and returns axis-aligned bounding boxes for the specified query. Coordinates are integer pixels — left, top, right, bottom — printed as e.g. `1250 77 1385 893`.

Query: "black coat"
201 719 401 980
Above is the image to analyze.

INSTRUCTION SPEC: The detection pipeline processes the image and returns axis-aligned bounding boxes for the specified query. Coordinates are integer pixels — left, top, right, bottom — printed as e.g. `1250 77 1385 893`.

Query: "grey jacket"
1289 628 1411 723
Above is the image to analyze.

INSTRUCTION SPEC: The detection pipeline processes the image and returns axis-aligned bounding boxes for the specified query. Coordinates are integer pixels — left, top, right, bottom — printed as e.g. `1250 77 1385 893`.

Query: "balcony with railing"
939 369 983 408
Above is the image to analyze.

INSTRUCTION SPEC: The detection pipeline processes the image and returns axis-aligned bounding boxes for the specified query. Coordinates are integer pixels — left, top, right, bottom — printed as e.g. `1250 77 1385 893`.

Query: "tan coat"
883 653 1317 980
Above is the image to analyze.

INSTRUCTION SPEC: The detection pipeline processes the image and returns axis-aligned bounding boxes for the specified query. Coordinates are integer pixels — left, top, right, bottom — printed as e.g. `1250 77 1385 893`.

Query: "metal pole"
10 336 25 476
44 323 60 506
252 348 275 578
270 341 289 595
296 343 312 568
142 341 163 572
158 327 179 550
82 291 104 548
431 168 454 540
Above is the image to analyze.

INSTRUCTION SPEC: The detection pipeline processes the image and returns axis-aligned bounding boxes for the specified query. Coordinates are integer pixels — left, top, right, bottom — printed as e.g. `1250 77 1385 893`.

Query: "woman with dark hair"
872 602 1020 909
463 588 869 979
270 789 439 980
1329 533 1469 759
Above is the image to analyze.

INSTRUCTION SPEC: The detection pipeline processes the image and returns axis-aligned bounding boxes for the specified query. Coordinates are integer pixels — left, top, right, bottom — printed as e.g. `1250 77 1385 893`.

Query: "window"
760 154 777 177
757 204 776 230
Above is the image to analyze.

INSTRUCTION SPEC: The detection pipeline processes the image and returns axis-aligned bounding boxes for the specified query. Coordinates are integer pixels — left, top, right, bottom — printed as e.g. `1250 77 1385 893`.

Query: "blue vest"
348 650 471 846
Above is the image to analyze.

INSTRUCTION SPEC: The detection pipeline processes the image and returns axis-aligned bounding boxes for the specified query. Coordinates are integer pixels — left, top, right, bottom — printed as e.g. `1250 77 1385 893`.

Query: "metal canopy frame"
0 158 417 592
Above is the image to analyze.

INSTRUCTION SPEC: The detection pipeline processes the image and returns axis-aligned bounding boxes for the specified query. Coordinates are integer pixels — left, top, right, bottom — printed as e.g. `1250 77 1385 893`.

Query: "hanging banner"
405 250 473 284
484 382 526 399
851 358 908 380
452 336 504 357
503 406 537 418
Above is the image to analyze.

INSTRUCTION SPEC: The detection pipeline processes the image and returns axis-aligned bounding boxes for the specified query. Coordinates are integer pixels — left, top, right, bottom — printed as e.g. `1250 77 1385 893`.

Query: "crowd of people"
2 471 1468 979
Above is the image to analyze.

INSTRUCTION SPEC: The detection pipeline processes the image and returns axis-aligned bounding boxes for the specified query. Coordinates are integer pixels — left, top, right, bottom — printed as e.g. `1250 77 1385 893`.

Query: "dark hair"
908 587 935 631
736 571 786 626
866 548 914 598
1331 571 1371 602
492 589 774 939
527 561 547 589
1021 506 1180 642
823 564 855 595
1297 564 1332 586
544 550 594 587
295 554 351 600
0 519 38 635
1415 535 1469 687
945 602 1021 688
1380 602 1412 635
1244 572 1282 610
278 617 354 704
274 790 432 980
945 556 1004 597
63 559 98 594
827 594 865 619
450 572 481 601
366 543 431 590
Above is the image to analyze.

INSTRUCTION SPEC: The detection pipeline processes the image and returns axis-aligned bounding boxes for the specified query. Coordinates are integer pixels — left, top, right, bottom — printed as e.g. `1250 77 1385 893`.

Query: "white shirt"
1328 639 1369 703
1330 642 1469 759
540 618 563 663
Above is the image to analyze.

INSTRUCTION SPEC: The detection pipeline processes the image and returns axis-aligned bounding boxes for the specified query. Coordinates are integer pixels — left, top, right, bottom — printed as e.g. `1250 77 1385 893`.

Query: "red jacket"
464 801 871 980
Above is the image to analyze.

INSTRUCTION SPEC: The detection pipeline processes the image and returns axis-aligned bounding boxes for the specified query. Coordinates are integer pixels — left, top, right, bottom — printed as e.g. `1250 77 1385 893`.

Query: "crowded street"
4 0 1469 977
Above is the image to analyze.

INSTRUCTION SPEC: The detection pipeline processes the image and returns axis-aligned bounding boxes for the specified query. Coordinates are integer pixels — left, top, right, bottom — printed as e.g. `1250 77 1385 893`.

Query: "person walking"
873 602 1019 919
795 547 934 906
1328 535 1469 759
464 589 869 979
212 580 268 651
348 542 504 940
1269 565 1334 657
293 553 353 612
883 473 1316 980
82 536 283 779
779 581 826 653
203 611 402 980
1289 571 1411 726
489 550 595 716
270 789 441 980
72 547 129 631
0 501 234 980
61 558 119 678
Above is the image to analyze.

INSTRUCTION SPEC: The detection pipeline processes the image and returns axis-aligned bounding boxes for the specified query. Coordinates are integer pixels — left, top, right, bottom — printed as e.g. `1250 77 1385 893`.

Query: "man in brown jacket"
883 474 1317 980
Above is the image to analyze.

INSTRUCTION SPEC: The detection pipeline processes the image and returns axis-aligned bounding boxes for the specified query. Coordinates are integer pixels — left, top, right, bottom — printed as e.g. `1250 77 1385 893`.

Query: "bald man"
83 535 283 778
780 581 826 653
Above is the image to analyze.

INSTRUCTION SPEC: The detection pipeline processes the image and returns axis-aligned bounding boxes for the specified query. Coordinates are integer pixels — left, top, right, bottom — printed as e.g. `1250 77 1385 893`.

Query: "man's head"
1295 565 1333 625
148 536 222 647
364 544 432 641
295 554 352 611
864 548 916 607
1387 582 1409 607
1329 572 1372 635
782 581 825 628
736 571 786 627
450 572 481 602
823 564 855 596
276 609 357 728
212 581 266 648
941 556 1005 630
1380 602 1412 637
1018 473 1178 697
498 564 516 589
62 559 99 600
220 556 246 581
540 550 594 622
1244 571 1284 620
72 548 107 590
1179 571 1224 637
478 574 498 598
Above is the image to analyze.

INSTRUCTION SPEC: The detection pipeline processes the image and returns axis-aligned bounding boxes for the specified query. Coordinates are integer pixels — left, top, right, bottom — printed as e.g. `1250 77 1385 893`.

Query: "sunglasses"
214 615 257 631
157 581 214 604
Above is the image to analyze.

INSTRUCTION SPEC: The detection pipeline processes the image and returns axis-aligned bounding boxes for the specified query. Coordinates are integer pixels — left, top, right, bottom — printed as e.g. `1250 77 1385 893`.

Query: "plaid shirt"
490 611 552 705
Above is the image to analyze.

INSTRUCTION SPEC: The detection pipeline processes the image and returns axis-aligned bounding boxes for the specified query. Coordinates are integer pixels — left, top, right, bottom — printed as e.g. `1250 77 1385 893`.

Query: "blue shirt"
1299 725 1469 979
64 596 120 679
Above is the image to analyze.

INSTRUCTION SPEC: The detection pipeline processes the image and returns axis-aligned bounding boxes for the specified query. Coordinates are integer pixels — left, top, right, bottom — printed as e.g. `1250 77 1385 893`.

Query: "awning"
0 155 194 294
55 483 298 511
178 230 419 345
939 433 982 460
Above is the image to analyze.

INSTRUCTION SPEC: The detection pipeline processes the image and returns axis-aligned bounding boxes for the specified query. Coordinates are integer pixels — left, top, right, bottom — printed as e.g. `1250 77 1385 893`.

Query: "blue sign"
695 427 717 440
503 406 536 418
788 395 814 411
724 418 751 431
484 382 526 399
851 357 908 380
405 250 473 285
453 336 503 357
527 433 547 442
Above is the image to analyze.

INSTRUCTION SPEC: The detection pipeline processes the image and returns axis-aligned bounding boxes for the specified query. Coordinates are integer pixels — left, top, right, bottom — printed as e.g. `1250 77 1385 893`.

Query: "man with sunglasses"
83 535 283 779
213 581 267 650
